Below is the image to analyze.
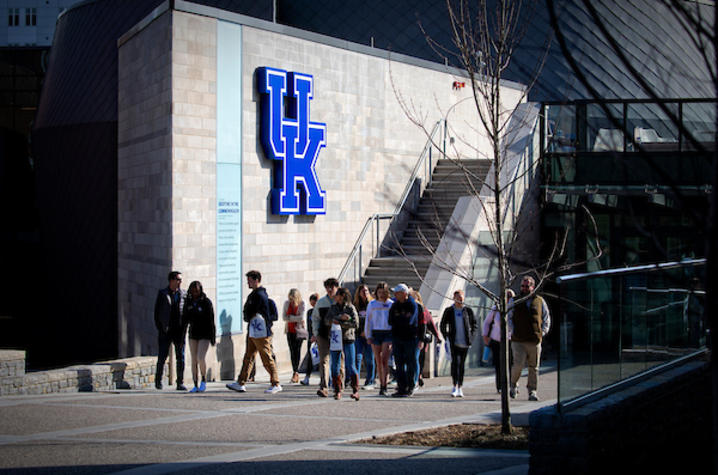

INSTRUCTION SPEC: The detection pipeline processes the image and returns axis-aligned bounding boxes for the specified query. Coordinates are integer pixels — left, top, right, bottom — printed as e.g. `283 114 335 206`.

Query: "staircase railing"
338 120 445 287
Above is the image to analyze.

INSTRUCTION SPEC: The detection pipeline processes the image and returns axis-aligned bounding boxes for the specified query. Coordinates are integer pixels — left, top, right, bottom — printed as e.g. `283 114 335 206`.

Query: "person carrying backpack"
226 270 282 394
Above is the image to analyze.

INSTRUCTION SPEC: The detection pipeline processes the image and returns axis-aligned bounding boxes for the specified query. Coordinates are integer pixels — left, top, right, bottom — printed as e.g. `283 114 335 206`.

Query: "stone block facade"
117 3 525 381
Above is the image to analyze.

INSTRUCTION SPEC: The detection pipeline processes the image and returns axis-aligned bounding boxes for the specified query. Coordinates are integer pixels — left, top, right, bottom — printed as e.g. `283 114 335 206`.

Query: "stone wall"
117 7 174 359
529 359 712 474
0 350 163 396
117 4 526 381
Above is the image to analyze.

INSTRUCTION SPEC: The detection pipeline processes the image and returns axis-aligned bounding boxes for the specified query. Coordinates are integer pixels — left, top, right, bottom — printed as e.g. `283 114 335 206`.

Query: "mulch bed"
358 423 529 450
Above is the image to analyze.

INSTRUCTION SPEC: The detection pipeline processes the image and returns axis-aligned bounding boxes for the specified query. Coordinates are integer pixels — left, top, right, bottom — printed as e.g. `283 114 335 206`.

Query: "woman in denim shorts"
365 282 394 396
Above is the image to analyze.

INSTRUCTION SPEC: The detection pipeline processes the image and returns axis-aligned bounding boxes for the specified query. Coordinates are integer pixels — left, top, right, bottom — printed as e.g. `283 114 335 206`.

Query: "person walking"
509 275 551 401
482 289 515 393
282 288 306 384
227 270 282 394
327 287 359 400
440 289 477 398
353 285 376 390
411 290 441 388
365 282 393 396
154 271 187 390
388 283 425 397
312 278 339 397
183 281 216 393
300 293 319 385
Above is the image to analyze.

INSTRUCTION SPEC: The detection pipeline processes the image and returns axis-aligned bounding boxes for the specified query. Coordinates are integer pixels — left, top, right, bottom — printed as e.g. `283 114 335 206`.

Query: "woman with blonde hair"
282 288 306 384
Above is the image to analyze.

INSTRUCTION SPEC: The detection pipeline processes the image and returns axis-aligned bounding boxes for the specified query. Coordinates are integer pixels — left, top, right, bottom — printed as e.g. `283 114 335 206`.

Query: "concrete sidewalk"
0 365 556 474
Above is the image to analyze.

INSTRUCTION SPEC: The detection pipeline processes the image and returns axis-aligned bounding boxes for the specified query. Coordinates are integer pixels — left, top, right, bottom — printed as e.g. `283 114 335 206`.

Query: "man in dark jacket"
154 270 187 390
440 289 477 398
227 270 282 394
388 283 425 397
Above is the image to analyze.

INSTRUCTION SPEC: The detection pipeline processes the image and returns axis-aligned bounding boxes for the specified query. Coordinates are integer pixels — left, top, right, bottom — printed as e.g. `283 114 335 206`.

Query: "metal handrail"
392 120 443 215
556 258 706 283
337 213 394 286
337 120 445 286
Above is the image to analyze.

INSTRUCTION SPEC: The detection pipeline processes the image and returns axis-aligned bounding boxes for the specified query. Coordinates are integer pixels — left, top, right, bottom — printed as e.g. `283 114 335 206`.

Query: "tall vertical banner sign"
216 21 243 335
258 67 327 215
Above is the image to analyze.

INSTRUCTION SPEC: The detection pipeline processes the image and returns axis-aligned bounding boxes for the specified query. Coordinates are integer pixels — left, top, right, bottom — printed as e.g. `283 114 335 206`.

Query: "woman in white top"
482 289 515 393
282 288 306 384
365 281 394 396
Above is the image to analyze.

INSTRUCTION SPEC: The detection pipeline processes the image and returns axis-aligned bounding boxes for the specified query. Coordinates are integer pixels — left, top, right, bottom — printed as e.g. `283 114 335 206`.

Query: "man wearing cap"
387 283 425 397
508 275 551 401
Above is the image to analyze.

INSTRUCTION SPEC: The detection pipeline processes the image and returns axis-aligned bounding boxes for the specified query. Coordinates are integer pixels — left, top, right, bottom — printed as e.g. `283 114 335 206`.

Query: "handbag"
295 323 309 340
423 330 433 343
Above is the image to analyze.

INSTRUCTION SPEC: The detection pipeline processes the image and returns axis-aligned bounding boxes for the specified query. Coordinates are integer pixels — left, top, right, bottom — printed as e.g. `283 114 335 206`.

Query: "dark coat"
154 287 186 335
183 293 216 344
440 305 478 347
388 297 426 341
243 286 273 337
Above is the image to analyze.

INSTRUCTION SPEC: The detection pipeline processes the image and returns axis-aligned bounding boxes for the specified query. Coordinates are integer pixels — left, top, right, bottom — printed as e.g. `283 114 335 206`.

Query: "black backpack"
267 298 279 325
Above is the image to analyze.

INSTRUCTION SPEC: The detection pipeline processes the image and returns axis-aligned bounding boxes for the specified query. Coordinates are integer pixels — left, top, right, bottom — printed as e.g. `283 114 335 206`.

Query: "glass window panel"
682 101 715 150
587 103 624 152
627 102 679 150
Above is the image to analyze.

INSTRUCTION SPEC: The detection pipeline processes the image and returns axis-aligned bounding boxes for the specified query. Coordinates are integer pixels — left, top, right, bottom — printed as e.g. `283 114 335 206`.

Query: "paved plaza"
0 365 557 474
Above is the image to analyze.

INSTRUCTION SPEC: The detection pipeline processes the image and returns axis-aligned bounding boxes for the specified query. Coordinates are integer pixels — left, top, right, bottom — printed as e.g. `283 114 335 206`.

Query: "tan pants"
189 338 210 385
510 340 541 392
238 336 279 386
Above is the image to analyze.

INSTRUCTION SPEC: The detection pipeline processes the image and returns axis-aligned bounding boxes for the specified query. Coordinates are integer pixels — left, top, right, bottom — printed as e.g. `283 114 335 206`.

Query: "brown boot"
333 375 343 400
350 374 360 401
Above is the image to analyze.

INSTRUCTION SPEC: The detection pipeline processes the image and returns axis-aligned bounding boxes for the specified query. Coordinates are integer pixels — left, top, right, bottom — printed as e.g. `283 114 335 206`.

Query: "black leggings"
287 332 303 372
489 339 512 391
450 344 469 387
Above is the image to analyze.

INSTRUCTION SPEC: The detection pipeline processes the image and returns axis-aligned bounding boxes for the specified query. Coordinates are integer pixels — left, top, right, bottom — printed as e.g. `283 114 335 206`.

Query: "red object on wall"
452 81 466 90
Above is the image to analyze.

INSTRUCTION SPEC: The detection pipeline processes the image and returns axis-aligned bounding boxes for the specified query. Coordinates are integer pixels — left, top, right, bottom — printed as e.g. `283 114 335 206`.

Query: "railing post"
358 245 362 284
375 215 380 258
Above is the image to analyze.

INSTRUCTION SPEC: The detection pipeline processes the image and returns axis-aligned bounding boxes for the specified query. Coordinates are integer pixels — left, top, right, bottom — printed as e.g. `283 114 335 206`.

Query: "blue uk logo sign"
258 67 327 215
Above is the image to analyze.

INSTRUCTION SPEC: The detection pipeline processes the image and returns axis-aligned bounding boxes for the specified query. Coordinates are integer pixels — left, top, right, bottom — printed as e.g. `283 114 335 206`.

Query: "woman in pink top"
482 289 515 393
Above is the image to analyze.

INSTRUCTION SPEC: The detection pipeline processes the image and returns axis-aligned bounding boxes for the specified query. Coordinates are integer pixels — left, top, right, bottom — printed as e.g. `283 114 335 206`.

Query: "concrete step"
355 159 492 291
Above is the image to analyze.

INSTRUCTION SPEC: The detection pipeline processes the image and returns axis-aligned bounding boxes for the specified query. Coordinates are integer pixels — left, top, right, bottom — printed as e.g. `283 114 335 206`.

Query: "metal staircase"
361 159 492 290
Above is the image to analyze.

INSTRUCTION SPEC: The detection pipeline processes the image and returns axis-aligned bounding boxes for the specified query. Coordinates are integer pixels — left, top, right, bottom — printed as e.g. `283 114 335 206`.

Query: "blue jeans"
355 336 375 384
331 342 357 380
392 337 418 394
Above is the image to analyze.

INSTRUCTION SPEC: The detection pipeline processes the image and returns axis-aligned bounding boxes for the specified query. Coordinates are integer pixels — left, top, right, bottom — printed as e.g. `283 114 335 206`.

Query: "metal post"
359 245 363 284
376 215 380 258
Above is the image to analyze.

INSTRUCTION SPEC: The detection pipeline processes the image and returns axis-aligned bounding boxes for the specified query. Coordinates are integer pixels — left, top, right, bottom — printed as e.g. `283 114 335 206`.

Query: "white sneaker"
451 386 459 397
226 382 246 392
362 383 375 390
457 387 464 398
264 384 283 394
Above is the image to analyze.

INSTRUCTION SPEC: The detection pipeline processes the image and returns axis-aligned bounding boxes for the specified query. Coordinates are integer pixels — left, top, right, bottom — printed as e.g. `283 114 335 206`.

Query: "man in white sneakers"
508 275 550 401
227 270 282 394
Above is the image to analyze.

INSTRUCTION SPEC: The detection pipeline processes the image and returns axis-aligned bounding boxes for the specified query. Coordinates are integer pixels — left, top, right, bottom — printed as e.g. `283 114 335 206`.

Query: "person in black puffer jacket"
183 281 216 393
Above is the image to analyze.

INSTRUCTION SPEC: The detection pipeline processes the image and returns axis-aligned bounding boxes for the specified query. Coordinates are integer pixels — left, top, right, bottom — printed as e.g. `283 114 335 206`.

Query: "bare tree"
390 0 602 434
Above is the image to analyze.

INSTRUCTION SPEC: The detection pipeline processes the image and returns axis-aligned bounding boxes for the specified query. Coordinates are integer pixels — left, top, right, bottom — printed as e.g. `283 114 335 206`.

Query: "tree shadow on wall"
217 310 235 380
